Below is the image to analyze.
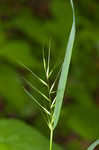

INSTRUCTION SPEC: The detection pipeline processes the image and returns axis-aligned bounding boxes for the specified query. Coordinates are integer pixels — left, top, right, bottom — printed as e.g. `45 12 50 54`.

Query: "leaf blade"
53 0 76 129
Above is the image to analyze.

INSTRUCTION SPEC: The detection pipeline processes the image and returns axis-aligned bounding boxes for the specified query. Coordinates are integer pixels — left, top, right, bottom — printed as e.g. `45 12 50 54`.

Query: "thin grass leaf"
53 0 76 129
24 78 51 102
24 89 50 115
18 61 48 87
87 140 99 150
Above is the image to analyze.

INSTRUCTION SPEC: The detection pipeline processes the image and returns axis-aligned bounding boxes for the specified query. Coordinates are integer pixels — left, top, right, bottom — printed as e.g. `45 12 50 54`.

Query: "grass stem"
49 128 53 150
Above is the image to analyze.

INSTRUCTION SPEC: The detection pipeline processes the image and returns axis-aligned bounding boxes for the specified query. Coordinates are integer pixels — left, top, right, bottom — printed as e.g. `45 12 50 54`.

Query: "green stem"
49 128 53 150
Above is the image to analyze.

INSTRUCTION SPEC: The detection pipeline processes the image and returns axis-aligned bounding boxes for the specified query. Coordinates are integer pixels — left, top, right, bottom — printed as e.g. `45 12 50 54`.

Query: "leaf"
53 0 76 129
0 119 62 150
87 140 99 150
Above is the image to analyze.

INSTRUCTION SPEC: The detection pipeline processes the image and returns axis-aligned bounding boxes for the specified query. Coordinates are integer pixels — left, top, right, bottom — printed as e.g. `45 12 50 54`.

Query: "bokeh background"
0 0 99 150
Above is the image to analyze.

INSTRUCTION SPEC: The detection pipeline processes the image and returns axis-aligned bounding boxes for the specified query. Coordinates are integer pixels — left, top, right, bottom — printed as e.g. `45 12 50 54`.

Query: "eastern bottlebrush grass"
18 0 99 149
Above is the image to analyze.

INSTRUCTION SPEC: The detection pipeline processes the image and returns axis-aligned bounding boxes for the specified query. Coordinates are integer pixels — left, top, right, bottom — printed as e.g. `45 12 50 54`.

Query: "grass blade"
53 0 76 129
87 140 99 150
24 89 50 115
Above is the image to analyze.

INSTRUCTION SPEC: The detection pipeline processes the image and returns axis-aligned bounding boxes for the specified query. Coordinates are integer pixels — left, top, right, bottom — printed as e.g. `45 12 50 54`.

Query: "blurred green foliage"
0 119 62 150
0 0 99 149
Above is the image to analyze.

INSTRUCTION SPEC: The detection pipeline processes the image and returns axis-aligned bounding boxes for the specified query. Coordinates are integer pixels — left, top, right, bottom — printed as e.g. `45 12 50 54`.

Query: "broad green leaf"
87 140 99 150
0 119 62 150
53 0 76 129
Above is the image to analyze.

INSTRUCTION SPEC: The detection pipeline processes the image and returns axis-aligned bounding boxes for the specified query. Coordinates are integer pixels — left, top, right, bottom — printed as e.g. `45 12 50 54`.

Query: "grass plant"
19 0 99 149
